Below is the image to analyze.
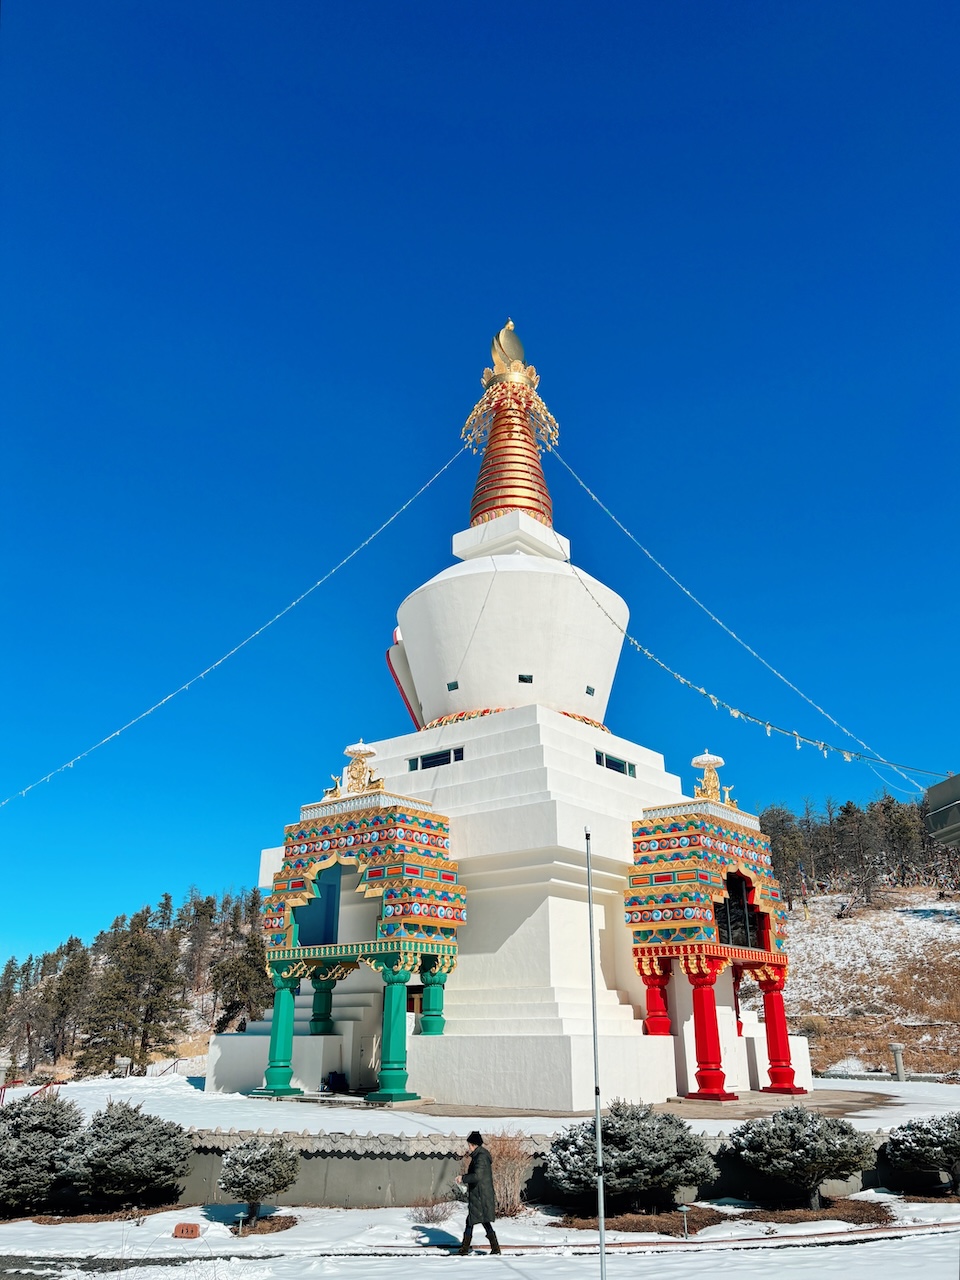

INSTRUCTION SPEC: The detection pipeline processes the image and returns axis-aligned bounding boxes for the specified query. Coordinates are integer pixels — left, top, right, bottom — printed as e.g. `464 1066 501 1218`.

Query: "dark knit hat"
467 1130 483 1146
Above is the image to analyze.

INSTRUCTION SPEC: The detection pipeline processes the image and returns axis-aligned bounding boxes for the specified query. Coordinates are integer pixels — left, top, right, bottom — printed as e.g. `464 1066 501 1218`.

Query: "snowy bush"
0 1092 84 1217
886 1113 960 1192
729 1105 875 1208
73 1100 191 1209
218 1136 300 1224
544 1099 717 1211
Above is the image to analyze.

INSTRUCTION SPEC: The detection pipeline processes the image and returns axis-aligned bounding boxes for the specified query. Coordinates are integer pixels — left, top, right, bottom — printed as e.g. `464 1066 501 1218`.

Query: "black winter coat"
463 1144 497 1226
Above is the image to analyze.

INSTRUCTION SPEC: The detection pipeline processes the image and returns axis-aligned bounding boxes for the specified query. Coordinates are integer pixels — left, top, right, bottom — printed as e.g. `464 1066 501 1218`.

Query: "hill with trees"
0 888 272 1080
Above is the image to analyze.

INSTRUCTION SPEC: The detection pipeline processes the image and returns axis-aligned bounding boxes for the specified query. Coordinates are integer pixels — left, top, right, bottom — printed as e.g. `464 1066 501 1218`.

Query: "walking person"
455 1130 500 1255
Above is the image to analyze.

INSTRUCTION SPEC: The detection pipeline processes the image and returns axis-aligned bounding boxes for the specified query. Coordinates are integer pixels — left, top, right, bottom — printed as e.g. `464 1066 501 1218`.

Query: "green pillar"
419 960 448 1036
253 971 303 1097
365 960 420 1103
309 976 336 1036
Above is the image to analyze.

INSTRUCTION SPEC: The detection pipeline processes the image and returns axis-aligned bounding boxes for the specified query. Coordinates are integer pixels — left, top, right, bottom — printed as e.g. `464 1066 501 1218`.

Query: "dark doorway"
716 872 763 949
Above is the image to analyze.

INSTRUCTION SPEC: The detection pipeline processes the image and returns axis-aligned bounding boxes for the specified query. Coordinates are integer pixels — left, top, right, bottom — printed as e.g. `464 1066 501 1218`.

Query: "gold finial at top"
482 318 540 390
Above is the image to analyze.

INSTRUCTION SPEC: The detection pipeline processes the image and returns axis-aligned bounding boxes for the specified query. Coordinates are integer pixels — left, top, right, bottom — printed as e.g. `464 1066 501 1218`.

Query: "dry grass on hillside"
761 889 960 1076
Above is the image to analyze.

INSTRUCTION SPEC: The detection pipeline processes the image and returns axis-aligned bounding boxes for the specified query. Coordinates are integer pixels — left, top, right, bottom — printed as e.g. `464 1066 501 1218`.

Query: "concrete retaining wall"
180 1125 937 1210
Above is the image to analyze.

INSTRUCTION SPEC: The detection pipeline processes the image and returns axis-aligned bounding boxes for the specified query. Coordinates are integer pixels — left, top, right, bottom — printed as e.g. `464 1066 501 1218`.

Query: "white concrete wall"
396 556 629 726
406 1031 676 1112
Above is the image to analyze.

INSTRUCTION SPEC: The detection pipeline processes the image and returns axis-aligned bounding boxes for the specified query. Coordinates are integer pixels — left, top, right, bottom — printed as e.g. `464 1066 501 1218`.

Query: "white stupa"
207 322 811 1109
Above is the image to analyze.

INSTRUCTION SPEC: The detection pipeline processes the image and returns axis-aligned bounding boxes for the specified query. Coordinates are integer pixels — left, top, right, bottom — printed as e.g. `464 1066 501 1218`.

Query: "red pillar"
638 957 672 1035
757 967 806 1095
681 956 738 1101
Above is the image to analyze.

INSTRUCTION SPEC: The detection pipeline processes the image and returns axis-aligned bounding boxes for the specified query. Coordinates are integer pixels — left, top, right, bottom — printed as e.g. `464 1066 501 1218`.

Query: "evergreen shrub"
0 1092 84 1217
75 1100 191 1209
218 1136 300 1225
886 1113 960 1193
729 1105 876 1208
543 1099 717 1212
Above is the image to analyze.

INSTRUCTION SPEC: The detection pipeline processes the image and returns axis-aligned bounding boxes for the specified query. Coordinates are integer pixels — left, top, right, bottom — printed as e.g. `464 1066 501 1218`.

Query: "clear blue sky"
1 2 957 960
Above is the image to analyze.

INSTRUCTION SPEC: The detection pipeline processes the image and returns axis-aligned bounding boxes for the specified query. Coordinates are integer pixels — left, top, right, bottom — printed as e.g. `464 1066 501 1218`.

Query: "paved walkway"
397 1087 894 1123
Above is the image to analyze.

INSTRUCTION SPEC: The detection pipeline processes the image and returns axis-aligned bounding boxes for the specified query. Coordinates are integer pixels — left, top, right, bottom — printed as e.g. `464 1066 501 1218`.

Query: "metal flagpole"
584 827 607 1280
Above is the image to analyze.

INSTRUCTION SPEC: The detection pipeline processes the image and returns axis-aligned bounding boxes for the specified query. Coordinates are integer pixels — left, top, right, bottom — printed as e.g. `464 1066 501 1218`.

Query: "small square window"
627 763 636 778
595 750 604 766
585 685 595 697
408 758 419 772
518 673 533 684
453 746 464 761
447 680 459 691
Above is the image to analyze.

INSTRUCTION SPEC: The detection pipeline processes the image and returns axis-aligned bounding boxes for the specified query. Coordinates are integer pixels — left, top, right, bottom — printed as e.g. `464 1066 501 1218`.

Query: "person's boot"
457 1234 472 1255
487 1229 501 1255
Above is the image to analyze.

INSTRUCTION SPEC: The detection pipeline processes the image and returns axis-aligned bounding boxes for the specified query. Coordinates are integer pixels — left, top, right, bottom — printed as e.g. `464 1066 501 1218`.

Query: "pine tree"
0 1092 85 1216
211 931 273 1033
47 940 92 1061
75 908 186 1074
73 1100 192 1209
218 1136 299 1225
729 1106 875 1208
543 1099 717 1211
886 1114 960 1193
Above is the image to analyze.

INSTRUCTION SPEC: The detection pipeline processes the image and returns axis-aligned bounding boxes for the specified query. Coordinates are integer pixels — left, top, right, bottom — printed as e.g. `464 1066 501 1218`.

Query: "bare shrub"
796 1015 828 1040
485 1130 531 1218
408 1196 451 1225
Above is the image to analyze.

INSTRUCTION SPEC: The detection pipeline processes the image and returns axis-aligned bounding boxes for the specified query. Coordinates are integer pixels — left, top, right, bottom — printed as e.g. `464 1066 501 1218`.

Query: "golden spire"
462 321 559 527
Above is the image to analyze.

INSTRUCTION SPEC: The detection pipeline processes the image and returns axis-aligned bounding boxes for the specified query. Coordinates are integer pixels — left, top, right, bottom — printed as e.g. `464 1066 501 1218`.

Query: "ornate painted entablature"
626 752 788 966
262 742 465 954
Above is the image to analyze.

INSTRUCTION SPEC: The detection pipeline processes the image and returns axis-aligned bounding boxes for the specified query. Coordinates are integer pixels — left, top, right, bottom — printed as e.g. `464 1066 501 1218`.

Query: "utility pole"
584 828 607 1280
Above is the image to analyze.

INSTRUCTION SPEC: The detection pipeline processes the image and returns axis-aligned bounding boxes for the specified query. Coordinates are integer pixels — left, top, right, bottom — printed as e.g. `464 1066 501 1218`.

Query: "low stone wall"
182 1129 549 1209
181 1126 942 1210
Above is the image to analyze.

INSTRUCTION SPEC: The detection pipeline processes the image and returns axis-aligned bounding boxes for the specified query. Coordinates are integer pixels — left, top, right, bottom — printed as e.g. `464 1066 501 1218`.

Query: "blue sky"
1 2 957 960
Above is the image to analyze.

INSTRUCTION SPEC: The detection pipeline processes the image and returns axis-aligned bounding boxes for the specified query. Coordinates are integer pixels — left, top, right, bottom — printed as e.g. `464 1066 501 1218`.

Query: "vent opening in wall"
446 680 459 691
518 674 533 684
585 685 595 696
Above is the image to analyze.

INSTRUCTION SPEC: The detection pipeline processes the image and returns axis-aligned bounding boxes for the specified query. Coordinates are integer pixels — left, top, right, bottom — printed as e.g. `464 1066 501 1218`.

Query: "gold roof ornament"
692 750 731 805
462 320 559 527
343 741 385 795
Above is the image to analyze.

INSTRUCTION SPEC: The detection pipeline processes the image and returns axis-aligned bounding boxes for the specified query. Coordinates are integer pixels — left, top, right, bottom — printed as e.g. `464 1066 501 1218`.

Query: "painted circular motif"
321 840 330 851
649 840 659 851
670 838 679 848
638 842 649 852
383 905 393 917
346 835 354 846
631 911 641 923
661 909 673 921
411 903 421 915
683 907 695 919
680 837 689 847
652 910 662 921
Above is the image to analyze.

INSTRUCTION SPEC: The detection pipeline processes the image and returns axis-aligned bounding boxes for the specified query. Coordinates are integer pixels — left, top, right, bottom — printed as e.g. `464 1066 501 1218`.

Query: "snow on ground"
3 1201 959 1279
768 891 960 1019
6 1071 958 1142
42 1239 960 1280
5 1077 960 1277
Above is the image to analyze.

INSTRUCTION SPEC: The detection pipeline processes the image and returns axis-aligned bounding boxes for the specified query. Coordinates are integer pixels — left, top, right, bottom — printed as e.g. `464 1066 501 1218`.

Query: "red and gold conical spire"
462 321 559 527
